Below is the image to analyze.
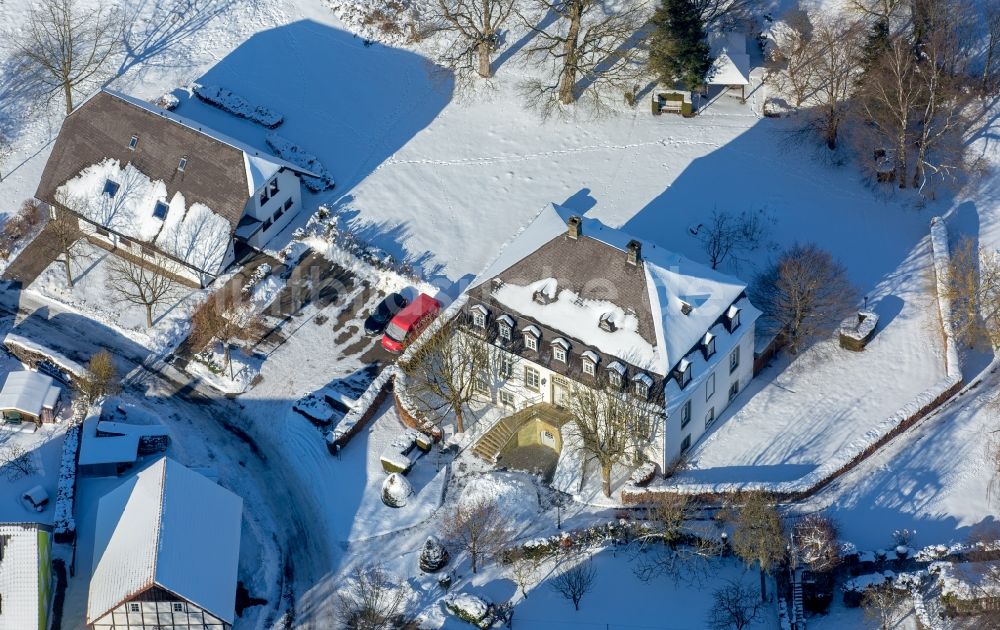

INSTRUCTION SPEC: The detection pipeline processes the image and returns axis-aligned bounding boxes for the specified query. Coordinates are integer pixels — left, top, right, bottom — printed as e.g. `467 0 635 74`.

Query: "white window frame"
524 334 538 351
583 360 595 375
728 380 740 401
729 346 740 374
472 311 486 328
609 370 623 388
635 380 649 398
498 354 513 379
524 366 541 391
499 390 515 407
474 375 489 394
499 324 512 341
129 603 140 613
705 406 715 427
706 373 715 401
553 346 567 363
680 400 691 428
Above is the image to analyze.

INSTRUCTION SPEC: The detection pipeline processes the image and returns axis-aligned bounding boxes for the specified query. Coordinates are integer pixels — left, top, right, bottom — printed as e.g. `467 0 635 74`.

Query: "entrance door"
551 376 570 408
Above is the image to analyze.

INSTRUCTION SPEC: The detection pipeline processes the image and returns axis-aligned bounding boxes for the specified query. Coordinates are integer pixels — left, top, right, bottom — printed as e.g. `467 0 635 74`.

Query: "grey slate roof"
37 90 256 230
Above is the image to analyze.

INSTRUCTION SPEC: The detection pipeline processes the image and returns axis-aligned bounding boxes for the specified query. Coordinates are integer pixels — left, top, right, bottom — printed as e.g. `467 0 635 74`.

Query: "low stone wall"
3 333 84 385
325 366 397 453
623 217 964 505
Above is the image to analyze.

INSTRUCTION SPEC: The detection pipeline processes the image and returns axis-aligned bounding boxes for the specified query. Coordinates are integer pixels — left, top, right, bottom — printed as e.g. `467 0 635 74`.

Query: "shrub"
382 473 412 508
419 536 449 573
443 593 494 629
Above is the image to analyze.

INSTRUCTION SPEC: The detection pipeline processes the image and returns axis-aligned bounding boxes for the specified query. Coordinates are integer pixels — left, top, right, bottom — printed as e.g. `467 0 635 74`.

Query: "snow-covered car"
20 485 49 512
363 293 409 336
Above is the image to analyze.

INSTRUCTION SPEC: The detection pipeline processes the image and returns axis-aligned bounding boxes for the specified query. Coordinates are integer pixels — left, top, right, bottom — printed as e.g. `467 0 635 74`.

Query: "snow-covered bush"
443 592 494 629
629 461 657 486
382 473 412 508
264 133 335 191
53 419 84 540
323 0 427 45
242 263 272 295
152 93 179 111
193 84 283 128
418 536 449 572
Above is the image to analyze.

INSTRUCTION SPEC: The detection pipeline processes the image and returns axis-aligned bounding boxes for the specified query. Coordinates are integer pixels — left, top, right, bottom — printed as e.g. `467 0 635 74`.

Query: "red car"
381 293 442 353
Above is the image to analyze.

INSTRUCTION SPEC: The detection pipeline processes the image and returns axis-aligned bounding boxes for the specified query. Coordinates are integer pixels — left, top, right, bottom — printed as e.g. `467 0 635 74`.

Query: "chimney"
567 215 582 240
626 239 641 266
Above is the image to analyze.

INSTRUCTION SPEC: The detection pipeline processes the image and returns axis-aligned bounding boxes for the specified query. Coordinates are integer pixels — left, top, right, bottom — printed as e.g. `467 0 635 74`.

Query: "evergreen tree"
648 0 712 90
859 18 890 80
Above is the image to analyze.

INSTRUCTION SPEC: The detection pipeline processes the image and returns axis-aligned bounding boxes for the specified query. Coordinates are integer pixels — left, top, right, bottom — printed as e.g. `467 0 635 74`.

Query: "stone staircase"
472 402 573 463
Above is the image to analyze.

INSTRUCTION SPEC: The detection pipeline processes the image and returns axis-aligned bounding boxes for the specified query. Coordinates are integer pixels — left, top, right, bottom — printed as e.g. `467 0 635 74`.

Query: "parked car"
20 485 49 512
364 293 409 336
381 293 442 354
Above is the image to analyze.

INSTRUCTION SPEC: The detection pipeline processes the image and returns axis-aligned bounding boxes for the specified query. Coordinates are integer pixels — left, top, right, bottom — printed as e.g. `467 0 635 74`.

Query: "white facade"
0 523 52 630
244 168 302 249
91 594 228 630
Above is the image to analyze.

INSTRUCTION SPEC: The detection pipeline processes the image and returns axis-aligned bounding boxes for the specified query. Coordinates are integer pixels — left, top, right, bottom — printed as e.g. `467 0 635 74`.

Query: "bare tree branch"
105 255 181 328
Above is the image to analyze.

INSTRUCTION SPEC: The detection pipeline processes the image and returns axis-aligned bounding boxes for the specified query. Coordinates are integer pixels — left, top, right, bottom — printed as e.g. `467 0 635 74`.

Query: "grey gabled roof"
35 89 309 231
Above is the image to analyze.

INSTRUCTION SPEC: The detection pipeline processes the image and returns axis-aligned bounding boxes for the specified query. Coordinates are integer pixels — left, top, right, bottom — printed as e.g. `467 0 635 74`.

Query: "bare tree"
698 208 770 270
432 0 516 82
856 35 922 187
565 380 659 497
0 132 11 182
792 513 841 573
336 563 410 630
632 493 723 583
45 205 81 288
809 15 865 150
939 236 1000 349
750 243 857 354
518 0 649 116
442 495 512 573
1 444 38 480
399 322 491 433
861 581 908 629
550 556 596 611
766 9 819 108
690 0 753 29
708 579 764 630
8 0 124 115
75 350 119 406
190 289 258 378
105 256 180 328
983 4 1000 94
506 548 542 598
727 490 787 602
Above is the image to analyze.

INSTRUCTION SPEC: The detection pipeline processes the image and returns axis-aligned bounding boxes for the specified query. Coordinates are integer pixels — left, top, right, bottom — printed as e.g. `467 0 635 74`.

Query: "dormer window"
177 156 187 172
471 304 488 328
552 338 569 363
152 201 169 220
523 325 540 351
675 358 692 389
726 305 741 332
599 312 617 332
702 332 716 359
633 373 652 399
260 187 269 206
128 135 138 151
269 178 279 196
582 350 599 375
102 179 120 197
497 314 514 341
607 361 626 388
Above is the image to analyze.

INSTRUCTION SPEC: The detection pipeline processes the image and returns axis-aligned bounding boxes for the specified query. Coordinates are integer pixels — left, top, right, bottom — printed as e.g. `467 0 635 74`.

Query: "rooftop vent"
599 312 617 332
680 301 692 316
567 215 582 240
626 240 641 266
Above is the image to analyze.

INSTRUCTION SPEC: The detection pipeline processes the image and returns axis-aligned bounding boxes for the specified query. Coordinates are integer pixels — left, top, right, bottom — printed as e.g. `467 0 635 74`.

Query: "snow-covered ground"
26 241 204 355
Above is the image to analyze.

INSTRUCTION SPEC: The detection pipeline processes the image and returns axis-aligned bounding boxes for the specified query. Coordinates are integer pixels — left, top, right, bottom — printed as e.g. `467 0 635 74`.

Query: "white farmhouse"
87 457 243 630
0 522 53 630
462 205 760 473
35 89 317 287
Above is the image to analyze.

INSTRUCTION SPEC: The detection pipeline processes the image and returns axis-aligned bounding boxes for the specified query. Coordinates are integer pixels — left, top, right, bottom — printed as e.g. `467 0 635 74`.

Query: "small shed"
707 31 751 101
79 414 171 477
0 371 62 426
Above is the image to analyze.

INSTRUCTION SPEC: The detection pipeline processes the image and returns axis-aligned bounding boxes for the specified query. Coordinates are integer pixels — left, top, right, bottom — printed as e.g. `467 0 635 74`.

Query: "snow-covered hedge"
628 461 657 487
265 133 335 192
624 217 964 503
443 593 494 629
193 84 283 128
53 408 90 542
327 365 398 452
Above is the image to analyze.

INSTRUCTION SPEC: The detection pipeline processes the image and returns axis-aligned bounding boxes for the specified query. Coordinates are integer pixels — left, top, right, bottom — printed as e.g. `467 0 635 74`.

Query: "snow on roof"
582 350 600 364
473 204 755 376
522 324 541 337
79 416 169 467
103 89 317 187
676 357 691 373
471 304 488 315
551 337 570 350
88 457 243 624
607 361 626 375
497 314 515 327
57 159 233 273
634 372 655 386
0 371 61 416
708 31 750 86
0 523 51 630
